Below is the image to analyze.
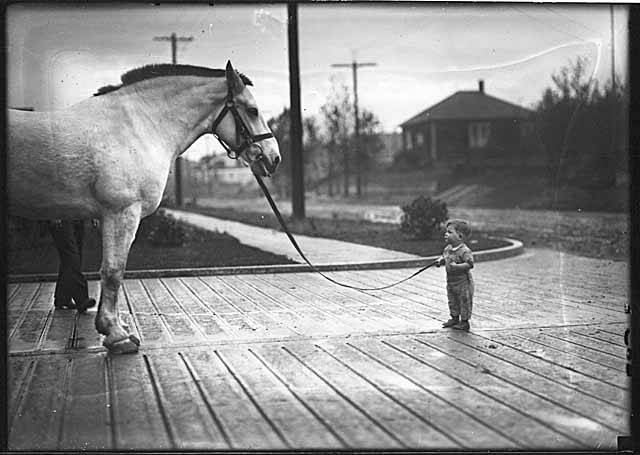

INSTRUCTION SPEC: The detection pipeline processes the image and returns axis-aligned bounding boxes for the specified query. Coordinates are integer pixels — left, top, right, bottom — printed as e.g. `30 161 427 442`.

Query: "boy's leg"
453 282 472 331
443 284 460 327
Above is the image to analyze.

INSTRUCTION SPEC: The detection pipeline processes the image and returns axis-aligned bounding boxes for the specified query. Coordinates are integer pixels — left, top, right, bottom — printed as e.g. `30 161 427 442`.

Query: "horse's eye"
248 107 259 117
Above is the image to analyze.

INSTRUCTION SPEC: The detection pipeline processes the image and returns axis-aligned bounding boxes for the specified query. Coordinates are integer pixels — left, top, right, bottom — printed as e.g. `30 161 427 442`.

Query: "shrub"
400 195 448 239
138 209 190 246
7 217 51 249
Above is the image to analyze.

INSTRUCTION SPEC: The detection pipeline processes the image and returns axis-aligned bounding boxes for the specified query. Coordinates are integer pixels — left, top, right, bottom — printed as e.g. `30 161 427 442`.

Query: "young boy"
435 219 474 331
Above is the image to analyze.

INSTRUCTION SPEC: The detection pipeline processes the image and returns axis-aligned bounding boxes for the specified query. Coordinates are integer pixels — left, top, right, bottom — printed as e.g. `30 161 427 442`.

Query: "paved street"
7 237 630 450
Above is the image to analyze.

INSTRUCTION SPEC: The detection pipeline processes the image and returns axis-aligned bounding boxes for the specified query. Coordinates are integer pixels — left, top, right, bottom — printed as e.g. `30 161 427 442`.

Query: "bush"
138 209 191 246
400 195 448 239
8 217 52 249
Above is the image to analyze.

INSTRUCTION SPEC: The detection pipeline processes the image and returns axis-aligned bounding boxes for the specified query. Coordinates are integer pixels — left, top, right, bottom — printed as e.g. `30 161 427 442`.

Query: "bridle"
210 81 274 163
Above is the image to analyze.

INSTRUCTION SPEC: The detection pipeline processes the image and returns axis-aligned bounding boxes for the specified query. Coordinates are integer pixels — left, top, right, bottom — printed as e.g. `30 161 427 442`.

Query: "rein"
253 173 439 292
209 77 438 291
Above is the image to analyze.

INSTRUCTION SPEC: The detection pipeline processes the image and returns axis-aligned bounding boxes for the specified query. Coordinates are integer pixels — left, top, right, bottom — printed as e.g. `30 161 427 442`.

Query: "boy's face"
444 225 463 246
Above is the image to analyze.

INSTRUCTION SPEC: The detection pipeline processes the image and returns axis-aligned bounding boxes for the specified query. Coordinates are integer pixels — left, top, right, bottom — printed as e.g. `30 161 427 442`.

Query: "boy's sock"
442 315 459 328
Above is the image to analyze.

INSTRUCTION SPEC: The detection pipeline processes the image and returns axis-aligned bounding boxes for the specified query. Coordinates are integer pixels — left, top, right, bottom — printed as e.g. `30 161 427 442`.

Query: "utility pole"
288 3 305 220
331 60 376 197
153 32 194 207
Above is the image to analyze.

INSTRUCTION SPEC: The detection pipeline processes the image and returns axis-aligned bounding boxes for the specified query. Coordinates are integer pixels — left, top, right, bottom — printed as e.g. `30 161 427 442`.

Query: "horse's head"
210 61 281 177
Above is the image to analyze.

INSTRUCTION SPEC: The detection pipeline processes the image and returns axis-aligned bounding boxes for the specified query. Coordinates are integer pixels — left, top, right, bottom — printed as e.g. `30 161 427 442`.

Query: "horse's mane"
93 63 253 96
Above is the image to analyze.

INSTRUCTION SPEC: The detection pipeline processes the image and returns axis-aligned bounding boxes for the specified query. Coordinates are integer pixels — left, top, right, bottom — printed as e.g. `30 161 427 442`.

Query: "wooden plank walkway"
6 249 630 450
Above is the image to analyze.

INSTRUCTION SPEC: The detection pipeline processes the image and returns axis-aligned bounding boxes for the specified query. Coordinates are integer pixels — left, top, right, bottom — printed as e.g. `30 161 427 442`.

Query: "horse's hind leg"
95 204 142 354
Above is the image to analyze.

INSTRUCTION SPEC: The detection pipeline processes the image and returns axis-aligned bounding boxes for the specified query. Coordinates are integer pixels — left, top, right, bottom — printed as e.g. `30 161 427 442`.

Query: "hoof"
76 298 96 314
104 334 140 354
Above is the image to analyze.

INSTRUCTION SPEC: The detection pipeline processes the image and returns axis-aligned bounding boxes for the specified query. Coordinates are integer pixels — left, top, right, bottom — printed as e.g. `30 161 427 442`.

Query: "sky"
6 2 628 161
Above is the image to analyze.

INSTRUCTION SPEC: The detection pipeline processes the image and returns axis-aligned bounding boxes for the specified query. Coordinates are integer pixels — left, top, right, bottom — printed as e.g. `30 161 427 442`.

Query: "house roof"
400 90 534 127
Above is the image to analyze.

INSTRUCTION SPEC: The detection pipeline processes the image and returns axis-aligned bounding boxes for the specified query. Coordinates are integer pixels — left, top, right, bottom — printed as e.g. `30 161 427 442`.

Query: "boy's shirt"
443 243 474 284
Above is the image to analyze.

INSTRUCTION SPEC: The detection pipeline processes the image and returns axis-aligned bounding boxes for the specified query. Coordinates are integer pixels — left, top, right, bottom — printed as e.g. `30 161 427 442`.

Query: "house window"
416 132 424 146
405 131 413 150
468 122 491 148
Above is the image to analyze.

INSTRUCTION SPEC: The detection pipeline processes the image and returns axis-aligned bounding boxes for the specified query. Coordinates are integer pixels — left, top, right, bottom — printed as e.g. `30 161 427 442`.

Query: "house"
399 80 542 169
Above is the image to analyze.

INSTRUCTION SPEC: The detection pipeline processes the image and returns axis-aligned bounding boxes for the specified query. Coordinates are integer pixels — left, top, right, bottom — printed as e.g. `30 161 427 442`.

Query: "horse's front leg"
95 204 142 354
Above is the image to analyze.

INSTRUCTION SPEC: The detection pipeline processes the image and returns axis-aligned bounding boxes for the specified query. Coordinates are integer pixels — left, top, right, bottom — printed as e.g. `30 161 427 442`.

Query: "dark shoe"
76 298 96 314
442 317 460 328
54 300 76 310
452 320 470 331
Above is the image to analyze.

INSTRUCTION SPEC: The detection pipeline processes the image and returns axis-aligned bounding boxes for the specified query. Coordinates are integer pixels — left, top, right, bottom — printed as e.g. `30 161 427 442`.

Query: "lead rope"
253 172 439 292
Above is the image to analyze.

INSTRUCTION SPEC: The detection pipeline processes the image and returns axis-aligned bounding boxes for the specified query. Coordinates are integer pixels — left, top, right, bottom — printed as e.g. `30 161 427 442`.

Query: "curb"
7 238 524 283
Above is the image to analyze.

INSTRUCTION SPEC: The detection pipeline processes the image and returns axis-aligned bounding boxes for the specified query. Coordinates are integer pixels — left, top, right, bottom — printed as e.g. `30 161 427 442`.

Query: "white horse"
8 61 281 354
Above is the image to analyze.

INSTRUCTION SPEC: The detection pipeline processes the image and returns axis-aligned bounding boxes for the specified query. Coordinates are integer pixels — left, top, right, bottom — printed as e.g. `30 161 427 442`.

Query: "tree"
358 108 385 194
535 57 625 188
320 80 353 196
268 108 291 197
268 108 328 198
318 78 385 197
302 116 326 189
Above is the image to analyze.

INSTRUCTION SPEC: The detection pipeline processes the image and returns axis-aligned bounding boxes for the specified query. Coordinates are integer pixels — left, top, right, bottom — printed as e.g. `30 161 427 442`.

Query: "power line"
510 5 591 44
331 61 377 197
152 32 194 208
541 5 600 36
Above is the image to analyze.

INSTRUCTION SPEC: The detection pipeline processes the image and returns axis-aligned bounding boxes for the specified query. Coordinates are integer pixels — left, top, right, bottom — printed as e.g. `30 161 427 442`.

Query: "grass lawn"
7 218 295 275
183 206 511 256
8 206 510 276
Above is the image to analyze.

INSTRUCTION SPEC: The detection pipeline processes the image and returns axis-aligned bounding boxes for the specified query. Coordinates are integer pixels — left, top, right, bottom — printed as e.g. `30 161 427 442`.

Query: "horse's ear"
225 60 245 94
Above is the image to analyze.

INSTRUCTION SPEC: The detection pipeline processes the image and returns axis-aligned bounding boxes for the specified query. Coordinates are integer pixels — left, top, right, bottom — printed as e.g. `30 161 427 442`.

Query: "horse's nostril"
273 156 280 167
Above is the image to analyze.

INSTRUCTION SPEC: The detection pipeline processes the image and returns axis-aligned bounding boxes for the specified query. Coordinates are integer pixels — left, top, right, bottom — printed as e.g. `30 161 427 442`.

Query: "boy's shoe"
452 320 470 331
442 317 460 328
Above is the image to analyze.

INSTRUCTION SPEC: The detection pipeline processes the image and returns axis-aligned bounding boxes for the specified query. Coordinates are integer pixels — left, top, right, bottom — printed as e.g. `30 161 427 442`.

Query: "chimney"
478 79 485 93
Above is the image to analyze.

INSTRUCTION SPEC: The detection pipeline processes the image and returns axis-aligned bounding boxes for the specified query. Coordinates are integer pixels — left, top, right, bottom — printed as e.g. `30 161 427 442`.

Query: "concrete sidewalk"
166 209 421 264
165 209 523 267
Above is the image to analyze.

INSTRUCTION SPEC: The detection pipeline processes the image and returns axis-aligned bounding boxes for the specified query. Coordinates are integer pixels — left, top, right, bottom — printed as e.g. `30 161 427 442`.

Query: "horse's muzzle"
250 153 280 177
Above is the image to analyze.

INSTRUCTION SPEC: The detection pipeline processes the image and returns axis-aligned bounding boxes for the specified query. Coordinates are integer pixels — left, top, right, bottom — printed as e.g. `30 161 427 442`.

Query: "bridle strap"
210 83 274 160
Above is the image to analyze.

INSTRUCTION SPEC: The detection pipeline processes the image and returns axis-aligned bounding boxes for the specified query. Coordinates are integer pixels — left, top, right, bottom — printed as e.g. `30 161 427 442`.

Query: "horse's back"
8 108 103 219
8 102 168 220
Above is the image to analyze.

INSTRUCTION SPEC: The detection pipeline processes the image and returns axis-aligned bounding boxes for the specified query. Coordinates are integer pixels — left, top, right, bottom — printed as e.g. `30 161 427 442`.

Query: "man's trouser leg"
49 221 88 308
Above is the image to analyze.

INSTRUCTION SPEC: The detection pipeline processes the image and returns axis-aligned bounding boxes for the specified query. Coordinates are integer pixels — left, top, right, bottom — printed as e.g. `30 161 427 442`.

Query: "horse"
7 61 281 354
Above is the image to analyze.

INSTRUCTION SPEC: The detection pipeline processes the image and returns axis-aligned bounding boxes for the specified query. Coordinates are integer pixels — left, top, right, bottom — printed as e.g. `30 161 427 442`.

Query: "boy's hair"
446 219 471 240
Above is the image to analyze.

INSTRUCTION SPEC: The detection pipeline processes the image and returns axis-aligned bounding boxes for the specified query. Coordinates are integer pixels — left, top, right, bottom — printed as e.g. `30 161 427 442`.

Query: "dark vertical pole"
171 32 177 64
610 5 617 187
288 3 305 220
353 62 361 197
171 33 183 207
155 32 192 207
628 8 639 452
0 12 6 448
